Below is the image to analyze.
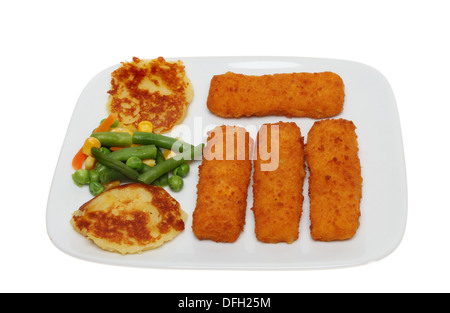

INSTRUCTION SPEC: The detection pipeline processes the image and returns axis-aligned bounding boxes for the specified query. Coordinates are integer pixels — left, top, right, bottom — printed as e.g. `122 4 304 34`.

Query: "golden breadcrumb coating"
306 119 362 241
192 126 253 243
252 122 305 243
207 71 344 119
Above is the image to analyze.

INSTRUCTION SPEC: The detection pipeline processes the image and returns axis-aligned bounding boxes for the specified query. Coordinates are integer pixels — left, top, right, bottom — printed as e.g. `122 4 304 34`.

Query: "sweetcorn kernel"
143 159 156 167
164 149 177 160
138 121 154 133
110 127 134 136
103 180 120 191
84 156 96 170
82 137 101 157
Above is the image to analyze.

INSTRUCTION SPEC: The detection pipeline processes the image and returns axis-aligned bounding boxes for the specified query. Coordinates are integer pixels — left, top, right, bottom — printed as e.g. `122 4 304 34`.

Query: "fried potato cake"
107 56 194 134
70 183 187 254
306 119 362 241
207 71 344 119
192 126 253 243
252 122 305 244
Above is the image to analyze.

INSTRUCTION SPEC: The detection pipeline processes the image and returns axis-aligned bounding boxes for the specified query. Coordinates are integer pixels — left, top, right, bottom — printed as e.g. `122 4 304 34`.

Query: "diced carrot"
109 147 124 151
72 148 87 170
94 113 117 133
72 113 117 170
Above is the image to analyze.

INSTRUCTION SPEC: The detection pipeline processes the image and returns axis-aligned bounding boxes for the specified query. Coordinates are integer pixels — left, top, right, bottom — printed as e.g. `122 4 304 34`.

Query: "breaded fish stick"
306 119 362 241
252 122 305 244
192 126 253 242
207 71 345 119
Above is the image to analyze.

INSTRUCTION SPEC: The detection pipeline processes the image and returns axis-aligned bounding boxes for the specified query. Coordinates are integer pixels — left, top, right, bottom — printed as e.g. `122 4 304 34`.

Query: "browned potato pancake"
207 71 344 119
70 183 187 254
107 56 193 134
306 119 362 241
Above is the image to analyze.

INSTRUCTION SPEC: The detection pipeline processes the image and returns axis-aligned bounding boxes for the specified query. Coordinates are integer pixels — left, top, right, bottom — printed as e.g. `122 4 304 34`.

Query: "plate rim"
46 55 408 270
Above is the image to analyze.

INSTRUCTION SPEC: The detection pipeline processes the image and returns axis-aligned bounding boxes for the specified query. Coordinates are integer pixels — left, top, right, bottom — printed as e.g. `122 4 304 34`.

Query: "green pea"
89 169 99 183
168 175 183 192
173 163 190 178
72 169 90 186
89 181 104 196
126 156 143 171
72 174 83 187
99 147 111 155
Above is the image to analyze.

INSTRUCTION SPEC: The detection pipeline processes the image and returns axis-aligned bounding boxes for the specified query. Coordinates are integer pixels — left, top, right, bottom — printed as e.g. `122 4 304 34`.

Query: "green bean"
151 147 169 187
97 165 128 183
151 178 163 187
141 163 153 173
108 145 157 161
91 132 132 147
137 143 204 185
92 147 139 180
132 131 193 153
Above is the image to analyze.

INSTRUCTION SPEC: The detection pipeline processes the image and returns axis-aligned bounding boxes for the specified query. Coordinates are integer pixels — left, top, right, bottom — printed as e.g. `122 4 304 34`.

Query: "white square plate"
46 56 407 269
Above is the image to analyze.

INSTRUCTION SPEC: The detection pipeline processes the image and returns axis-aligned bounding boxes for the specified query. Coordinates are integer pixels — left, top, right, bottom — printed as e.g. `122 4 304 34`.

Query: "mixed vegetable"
71 113 203 196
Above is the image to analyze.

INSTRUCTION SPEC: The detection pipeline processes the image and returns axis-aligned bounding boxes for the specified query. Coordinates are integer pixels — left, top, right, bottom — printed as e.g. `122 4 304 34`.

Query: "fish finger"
192 125 253 242
252 122 305 243
207 71 345 119
306 118 362 241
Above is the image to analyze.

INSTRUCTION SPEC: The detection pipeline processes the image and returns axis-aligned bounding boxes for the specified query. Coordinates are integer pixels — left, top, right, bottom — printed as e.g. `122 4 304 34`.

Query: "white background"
1 0 448 293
